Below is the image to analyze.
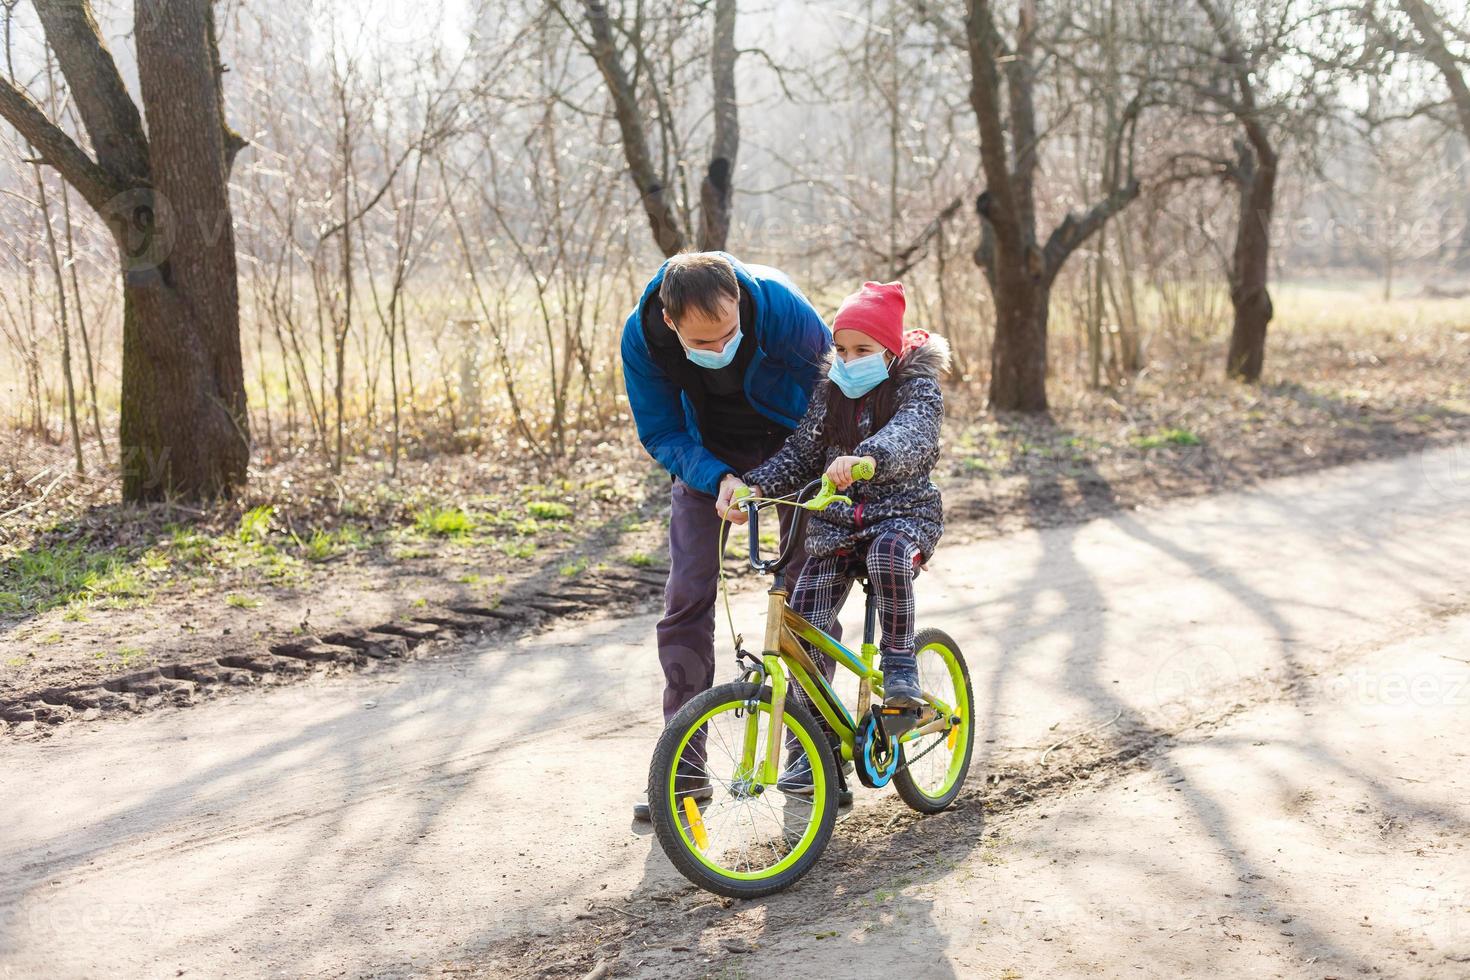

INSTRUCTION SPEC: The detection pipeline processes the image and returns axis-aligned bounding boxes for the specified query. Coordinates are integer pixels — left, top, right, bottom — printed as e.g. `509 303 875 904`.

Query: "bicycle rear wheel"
893 628 974 813
648 681 837 898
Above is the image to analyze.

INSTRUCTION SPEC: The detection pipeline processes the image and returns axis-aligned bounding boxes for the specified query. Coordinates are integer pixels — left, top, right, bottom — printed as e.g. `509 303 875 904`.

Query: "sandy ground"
2 443 1468 979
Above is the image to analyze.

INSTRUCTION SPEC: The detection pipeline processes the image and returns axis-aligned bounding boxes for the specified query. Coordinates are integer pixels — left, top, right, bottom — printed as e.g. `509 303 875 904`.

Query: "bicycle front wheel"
648 681 837 898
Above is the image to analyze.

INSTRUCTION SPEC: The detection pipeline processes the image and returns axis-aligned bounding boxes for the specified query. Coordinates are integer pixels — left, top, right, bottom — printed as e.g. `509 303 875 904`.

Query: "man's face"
663 293 739 352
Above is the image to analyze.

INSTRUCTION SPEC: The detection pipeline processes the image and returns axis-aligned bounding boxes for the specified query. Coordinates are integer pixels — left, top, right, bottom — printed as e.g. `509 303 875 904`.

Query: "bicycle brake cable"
715 483 814 660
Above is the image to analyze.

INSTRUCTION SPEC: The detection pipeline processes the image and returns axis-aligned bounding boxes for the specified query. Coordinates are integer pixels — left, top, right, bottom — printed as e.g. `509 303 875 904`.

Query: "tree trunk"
1195 0 1278 384
697 0 738 251
0 0 248 502
1225 140 1276 383
120 0 248 499
119 275 243 498
964 0 1139 413
988 271 1051 411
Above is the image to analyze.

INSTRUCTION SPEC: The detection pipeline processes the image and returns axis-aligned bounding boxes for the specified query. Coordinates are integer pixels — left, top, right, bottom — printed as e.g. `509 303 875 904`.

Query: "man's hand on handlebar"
825 455 877 492
716 473 758 524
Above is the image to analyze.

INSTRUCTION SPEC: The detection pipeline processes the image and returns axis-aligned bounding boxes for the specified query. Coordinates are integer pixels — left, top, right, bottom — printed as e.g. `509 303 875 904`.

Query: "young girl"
730 280 947 741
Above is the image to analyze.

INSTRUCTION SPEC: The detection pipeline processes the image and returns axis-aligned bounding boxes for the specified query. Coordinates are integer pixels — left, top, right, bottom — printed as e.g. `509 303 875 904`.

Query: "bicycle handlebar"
735 458 878 576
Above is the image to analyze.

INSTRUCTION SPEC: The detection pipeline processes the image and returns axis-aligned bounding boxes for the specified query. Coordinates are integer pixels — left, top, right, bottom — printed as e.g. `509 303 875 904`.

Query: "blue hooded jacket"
621 253 831 495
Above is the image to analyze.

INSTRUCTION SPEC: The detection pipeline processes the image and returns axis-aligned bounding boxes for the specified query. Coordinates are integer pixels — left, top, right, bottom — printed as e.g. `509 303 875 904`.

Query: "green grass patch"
414 506 473 537
293 526 364 562
92 646 149 671
0 541 146 615
237 504 275 544
497 539 537 560
1131 428 1202 449
560 557 589 577
625 551 655 568
526 500 572 521
165 525 212 564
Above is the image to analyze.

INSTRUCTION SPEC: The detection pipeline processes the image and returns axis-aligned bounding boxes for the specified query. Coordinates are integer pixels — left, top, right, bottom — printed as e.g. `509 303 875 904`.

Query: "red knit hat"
832 281 909 356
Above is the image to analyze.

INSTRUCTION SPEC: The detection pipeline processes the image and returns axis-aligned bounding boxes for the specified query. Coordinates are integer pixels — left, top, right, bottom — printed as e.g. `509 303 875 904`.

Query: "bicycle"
647 459 975 897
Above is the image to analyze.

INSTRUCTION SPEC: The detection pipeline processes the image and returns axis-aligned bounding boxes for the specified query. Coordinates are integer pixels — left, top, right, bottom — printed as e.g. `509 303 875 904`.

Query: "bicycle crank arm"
901 714 960 741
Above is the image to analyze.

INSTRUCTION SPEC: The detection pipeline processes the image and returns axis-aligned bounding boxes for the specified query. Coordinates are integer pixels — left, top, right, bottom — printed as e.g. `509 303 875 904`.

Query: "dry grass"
3 280 1468 621
2 280 1468 713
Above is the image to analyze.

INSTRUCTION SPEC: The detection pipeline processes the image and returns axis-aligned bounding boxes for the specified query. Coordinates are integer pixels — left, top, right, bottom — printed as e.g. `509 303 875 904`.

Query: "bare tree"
1191 0 1280 383
963 0 1142 411
0 0 249 501
698 0 738 251
554 0 740 257
1395 0 1470 143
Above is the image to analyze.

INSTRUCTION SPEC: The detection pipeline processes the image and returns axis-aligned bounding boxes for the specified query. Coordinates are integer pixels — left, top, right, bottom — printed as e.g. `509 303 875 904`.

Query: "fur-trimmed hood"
821 332 952 383
894 333 951 382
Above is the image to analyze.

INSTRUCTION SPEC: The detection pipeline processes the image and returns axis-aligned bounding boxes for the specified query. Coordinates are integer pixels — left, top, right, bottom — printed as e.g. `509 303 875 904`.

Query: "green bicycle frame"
729 466 957 788
743 584 959 786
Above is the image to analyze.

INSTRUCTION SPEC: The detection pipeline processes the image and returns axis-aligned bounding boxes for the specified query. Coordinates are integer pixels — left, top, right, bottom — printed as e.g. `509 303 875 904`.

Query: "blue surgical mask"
680 328 742 370
828 349 891 399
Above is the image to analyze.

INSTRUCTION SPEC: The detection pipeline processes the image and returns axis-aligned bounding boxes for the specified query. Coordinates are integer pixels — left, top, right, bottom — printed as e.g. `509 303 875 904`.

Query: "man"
622 251 832 821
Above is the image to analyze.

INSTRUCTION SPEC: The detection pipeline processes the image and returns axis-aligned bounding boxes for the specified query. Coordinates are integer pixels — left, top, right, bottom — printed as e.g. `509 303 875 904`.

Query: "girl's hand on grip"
825 455 876 491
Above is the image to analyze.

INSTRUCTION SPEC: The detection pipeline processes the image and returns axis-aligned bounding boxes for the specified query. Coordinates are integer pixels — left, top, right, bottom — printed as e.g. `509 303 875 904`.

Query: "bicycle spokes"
668 698 827 878
899 642 968 797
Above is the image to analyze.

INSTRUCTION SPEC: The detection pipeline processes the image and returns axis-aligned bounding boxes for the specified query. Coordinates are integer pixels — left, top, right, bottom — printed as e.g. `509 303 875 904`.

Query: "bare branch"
0 75 117 210
33 0 149 184
1042 178 1141 281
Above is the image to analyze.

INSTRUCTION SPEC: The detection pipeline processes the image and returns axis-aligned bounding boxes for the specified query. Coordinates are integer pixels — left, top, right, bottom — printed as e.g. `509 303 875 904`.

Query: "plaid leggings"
787 529 921 723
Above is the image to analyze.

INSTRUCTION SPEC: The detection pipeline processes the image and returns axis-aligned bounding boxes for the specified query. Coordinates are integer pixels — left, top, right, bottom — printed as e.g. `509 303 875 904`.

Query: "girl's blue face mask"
678 327 742 370
829 349 891 399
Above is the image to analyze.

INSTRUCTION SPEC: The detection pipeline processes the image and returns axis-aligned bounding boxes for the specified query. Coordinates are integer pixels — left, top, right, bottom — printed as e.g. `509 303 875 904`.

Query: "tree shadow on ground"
963 415 1470 973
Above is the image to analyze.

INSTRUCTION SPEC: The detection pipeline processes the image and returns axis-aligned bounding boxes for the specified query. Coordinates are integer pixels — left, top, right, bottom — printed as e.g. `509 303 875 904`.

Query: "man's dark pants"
657 445 840 739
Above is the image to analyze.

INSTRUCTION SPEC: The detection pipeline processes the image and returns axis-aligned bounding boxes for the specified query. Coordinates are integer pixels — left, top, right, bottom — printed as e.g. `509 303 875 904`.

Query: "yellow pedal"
682 796 709 850
947 723 959 750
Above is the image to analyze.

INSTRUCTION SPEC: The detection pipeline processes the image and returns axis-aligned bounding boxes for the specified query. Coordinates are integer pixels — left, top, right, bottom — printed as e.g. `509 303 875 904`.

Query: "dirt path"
2 444 1468 979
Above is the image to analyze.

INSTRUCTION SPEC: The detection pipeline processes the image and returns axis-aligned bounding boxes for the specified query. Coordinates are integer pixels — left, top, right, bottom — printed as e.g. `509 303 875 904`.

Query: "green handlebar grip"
806 475 852 511
852 457 876 481
732 484 752 501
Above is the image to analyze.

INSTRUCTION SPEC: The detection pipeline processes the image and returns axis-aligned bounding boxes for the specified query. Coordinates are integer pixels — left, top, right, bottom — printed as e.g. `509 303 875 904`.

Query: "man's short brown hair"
658 252 739 322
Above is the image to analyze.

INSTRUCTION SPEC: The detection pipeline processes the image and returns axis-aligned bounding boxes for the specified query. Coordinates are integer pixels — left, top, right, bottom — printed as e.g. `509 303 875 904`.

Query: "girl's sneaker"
881 652 923 706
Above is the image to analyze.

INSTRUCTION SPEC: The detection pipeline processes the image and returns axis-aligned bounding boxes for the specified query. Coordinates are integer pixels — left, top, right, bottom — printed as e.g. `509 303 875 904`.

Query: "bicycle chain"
896 724 957 772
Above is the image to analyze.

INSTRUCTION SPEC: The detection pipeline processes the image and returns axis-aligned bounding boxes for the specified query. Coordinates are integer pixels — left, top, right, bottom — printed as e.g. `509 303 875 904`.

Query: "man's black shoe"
634 773 712 822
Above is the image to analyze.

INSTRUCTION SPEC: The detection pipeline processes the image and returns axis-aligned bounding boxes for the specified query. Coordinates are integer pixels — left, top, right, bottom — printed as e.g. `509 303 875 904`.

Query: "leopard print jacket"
744 334 949 561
